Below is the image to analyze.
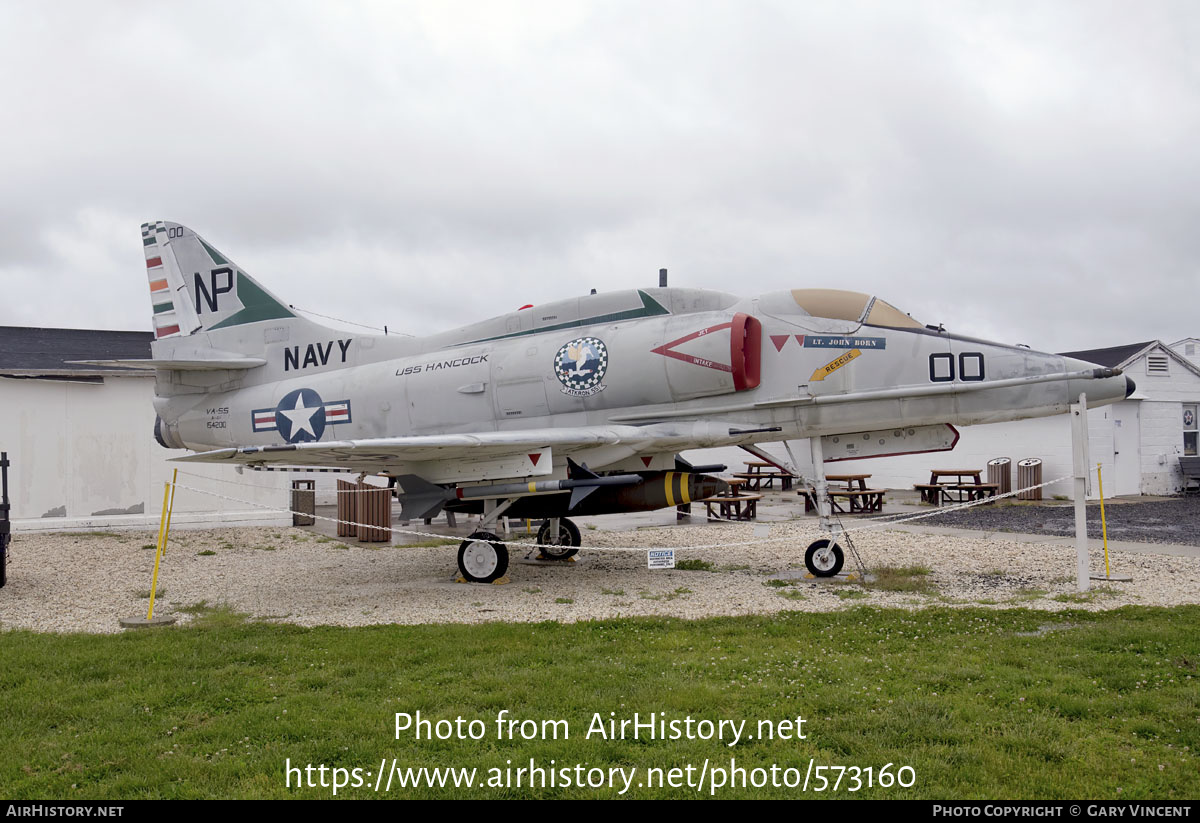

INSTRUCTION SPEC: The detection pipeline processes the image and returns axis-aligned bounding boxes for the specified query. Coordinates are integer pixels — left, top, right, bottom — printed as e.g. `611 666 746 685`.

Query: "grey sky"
1 0 1197 352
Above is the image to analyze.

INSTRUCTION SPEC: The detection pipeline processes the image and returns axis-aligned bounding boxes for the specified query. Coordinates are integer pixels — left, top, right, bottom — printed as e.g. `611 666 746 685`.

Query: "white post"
1071 394 1090 592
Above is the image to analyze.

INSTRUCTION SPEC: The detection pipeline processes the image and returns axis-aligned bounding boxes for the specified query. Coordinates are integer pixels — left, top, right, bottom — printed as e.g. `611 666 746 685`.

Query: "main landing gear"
458 532 508 583
456 516 585 582
535 517 581 560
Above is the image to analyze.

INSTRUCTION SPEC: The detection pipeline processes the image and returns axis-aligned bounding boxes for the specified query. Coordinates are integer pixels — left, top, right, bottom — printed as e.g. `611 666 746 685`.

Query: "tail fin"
142 221 296 340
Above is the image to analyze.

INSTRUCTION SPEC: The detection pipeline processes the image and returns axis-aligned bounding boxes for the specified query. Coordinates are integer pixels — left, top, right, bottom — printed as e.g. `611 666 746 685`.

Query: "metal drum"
987 457 1012 496
1016 458 1042 500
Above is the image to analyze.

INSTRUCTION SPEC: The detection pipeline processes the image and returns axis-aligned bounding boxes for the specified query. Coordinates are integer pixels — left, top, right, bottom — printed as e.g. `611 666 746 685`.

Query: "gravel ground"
914 496 1200 545
1 519 1198 634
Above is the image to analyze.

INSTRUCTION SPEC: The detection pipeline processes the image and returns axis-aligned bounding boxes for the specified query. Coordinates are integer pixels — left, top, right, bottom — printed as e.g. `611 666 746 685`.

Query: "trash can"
1016 459 1042 501
987 457 1012 496
291 479 316 526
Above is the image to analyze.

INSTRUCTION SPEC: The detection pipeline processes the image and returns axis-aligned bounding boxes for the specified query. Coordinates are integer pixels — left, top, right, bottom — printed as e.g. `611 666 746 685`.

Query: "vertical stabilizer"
142 221 296 340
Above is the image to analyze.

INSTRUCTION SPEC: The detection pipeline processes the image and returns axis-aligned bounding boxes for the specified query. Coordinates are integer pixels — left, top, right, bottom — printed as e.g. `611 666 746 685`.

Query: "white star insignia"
278 394 320 438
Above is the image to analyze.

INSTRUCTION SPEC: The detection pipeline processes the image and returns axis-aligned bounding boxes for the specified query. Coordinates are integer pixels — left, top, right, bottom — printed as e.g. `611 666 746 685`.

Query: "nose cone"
691 474 729 499
1060 355 1129 410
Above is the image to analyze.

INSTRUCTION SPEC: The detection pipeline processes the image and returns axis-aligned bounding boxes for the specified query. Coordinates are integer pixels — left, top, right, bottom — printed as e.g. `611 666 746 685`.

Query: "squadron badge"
554 337 609 396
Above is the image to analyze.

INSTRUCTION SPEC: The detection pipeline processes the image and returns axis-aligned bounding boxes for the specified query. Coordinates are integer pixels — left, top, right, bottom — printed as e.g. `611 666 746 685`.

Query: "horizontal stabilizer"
68 357 266 371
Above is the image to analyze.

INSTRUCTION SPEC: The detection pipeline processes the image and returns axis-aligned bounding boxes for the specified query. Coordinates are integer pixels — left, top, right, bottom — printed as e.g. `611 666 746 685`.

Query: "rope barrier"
11 465 1097 555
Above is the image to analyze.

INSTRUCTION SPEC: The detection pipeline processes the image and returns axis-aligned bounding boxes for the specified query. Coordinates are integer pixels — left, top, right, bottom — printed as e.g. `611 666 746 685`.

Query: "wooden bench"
697 493 763 521
1181 456 1200 495
940 483 999 504
917 482 1000 505
799 488 887 514
914 483 943 505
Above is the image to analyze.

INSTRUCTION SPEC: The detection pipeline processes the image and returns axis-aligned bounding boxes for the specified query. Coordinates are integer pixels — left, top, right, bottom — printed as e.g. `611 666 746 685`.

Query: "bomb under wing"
442 470 728 520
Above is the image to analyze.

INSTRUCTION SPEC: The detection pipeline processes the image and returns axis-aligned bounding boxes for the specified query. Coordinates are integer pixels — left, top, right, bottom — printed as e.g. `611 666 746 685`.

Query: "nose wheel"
536 518 581 560
805 539 844 577
458 532 509 583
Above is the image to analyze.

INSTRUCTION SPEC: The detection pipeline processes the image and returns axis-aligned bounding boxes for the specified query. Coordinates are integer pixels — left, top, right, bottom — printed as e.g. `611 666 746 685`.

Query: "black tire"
536 518 581 560
805 539 844 577
458 532 509 583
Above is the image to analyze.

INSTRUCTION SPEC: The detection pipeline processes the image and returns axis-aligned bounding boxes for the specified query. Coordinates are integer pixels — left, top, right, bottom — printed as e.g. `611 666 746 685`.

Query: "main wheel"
805 539 844 577
458 532 509 583
536 518 581 560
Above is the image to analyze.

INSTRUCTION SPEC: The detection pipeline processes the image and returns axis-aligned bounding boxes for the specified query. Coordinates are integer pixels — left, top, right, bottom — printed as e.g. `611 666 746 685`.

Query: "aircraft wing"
167 423 735 484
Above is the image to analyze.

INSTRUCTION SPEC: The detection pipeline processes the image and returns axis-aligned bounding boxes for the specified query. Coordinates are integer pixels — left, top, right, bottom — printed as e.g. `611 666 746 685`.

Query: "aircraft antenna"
288 305 412 337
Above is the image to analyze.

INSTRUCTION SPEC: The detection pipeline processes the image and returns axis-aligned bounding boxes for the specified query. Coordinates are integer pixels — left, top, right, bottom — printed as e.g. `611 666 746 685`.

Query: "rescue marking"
810 349 862 381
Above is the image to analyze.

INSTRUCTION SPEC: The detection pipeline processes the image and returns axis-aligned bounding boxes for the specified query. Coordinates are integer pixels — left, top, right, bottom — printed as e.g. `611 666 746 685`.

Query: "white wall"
0 375 289 530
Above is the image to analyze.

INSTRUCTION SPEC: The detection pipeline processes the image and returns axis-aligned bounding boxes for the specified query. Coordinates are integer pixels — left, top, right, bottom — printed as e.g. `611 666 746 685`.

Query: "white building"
688 340 1200 500
0 326 289 531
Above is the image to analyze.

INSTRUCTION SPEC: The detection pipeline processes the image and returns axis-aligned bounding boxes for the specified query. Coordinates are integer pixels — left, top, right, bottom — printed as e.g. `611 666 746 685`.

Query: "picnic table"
915 469 998 506
826 473 871 491
735 461 794 491
696 477 762 521
799 473 886 514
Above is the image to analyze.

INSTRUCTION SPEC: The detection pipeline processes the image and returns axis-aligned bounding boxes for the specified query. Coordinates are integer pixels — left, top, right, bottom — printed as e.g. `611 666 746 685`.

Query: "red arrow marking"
649 322 734 372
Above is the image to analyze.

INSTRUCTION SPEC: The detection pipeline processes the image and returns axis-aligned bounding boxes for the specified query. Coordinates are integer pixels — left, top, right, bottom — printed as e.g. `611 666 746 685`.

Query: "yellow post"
162 469 178 556
1097 463 1111 579
146 481 171 620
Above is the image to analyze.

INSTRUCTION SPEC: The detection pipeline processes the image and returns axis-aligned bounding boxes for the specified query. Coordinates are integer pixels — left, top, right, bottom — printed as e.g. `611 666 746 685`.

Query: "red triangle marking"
528 453 541 466
795 335 805 346
770 334 790 352
641 456 652 467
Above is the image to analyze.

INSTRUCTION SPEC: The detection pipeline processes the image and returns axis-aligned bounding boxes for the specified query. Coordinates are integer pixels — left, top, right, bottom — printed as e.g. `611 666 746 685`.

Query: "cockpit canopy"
787 289 923 329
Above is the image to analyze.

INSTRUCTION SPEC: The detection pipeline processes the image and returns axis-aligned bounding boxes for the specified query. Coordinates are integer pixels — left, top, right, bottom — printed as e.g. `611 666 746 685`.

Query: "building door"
1111 402 1141 496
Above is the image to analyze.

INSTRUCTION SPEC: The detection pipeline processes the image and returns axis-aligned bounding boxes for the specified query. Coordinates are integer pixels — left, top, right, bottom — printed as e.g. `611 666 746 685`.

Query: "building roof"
1058 341 1157 369
0 326 152 377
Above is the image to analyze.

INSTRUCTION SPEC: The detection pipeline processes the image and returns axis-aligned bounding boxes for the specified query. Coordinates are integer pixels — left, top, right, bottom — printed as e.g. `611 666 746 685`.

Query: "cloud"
0 0 1196 351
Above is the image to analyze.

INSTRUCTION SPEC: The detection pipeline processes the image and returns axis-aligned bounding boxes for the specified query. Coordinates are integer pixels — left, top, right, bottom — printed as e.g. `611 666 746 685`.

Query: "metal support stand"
1070 395 1090 592
809 437 838 540
480 498 518 531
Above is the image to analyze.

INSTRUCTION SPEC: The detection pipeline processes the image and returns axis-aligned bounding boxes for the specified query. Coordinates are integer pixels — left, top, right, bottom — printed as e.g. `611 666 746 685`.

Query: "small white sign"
648 549 675 570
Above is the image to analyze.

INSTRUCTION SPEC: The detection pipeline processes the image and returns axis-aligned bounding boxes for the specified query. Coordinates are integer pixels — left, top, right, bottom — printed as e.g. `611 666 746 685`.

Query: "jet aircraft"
95 222 1133 582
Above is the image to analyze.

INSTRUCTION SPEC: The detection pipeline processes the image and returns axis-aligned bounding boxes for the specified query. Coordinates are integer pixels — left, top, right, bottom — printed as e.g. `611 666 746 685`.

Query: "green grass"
1 607 1199 799
867 565 937 595
674 558 716 572
398 539 460 548
1054 587 1120 604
